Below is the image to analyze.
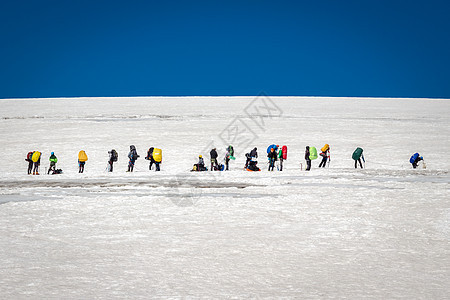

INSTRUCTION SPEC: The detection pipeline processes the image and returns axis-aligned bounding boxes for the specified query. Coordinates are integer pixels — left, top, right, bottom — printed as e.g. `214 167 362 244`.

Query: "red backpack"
27 152 33 161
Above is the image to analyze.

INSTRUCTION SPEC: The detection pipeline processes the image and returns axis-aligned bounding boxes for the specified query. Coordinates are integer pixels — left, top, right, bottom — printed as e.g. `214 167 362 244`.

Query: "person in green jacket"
48 152 58 174
277 146 284 171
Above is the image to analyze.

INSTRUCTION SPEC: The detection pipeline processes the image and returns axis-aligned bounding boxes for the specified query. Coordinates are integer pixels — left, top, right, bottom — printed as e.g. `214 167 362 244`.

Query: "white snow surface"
0 96 449 299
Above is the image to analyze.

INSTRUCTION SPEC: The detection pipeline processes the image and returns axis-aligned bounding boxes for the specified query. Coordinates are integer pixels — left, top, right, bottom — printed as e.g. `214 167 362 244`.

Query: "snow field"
0 97 449 298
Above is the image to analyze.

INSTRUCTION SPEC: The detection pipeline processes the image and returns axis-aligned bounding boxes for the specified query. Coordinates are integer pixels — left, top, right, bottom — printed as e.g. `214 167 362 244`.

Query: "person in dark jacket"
267 147 277 171
318 144 330 168
108 149 118 172
244 153 251 169
127 145 140 172
25 152 34 175
145 147 155 170
305 146 311 171
210 148 219 171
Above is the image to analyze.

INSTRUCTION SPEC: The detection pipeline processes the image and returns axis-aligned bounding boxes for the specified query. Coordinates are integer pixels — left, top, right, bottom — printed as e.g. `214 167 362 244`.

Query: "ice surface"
0 96 449 298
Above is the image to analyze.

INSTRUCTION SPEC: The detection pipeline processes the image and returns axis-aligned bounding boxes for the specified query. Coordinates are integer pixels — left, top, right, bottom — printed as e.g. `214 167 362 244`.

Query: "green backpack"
309 147 318 160
352 147 363 160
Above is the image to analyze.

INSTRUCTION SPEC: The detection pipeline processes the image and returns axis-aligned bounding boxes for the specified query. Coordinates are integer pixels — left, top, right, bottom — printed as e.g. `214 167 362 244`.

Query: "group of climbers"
25 144 426 174
25 151 43 175
265 145 287 172
25 145 163 174
192 145 236 172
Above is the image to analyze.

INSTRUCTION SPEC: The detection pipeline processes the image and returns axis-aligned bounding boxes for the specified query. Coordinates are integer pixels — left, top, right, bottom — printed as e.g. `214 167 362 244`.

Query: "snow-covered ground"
0 96 449 298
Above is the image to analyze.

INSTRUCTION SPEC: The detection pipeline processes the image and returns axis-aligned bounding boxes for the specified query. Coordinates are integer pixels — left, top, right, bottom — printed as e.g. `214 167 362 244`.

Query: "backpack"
321 144 329 152
309 147 318 160
153 148 162 162
352 148 363 160
282 145 287 160
111 149 118 162
78 150 88 162
27 152 33 161
267 144 277 154
31 151 41 162
410 153 419 164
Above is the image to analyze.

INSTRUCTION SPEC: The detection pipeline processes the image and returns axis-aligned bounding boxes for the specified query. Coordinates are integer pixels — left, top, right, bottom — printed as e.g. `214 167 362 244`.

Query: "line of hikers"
24 145 163 175
25 144 426 174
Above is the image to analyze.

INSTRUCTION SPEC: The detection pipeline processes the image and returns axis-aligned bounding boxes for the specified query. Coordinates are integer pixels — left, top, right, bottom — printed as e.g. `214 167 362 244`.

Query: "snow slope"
0 96 449 298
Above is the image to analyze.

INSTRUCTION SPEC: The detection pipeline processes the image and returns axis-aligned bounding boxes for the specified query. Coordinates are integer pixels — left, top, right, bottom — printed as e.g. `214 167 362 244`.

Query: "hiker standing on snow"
108 149 118 172
318 144 330 168
305 146 311 171
267 147 277 171
33 154 41 175
224 145 234 171
278 147 284 171
78 150 88 173
145 147 155 170
25 151 34 175
244 153 251 169
225 148 231 171
127 145 139 172
48 152 58 174
32 151 41 175
352 147 365 169
151 148 162 171
210 148 219 171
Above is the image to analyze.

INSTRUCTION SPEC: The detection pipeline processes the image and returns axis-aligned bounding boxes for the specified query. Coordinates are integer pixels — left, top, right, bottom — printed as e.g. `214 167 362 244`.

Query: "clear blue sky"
1 0 449 99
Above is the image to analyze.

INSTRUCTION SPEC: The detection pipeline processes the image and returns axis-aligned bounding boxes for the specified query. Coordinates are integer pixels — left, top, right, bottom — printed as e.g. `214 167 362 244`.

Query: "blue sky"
1 0 449 99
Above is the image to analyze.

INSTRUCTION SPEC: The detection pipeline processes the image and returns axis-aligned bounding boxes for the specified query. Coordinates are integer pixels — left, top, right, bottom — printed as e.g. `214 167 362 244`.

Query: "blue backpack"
267 144 278 153
409 153 419 163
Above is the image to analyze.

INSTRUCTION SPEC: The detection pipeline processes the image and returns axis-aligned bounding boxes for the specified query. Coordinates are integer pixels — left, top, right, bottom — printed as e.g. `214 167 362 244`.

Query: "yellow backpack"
78 150 88 162
31 151 41 162
321 144 329 152
153 148 162 162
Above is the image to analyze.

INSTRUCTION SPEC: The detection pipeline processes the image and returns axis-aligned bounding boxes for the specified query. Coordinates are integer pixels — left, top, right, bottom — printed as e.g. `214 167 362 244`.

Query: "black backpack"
111 149 118 162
